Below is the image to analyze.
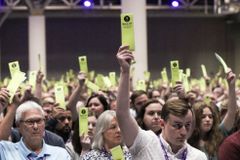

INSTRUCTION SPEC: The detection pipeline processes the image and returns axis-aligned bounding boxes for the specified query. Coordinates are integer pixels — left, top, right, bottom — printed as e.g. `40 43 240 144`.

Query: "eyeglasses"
57 116 72 122
20 118 45 127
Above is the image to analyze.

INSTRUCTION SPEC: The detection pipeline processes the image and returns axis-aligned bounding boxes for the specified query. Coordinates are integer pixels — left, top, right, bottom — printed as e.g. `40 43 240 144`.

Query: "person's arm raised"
222 68 237 131
66 72 86 121
116 45 138 147
34 71 44 99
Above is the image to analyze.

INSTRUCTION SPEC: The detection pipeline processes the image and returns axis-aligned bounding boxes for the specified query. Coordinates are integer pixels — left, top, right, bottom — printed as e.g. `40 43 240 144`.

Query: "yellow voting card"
136 80 146 91
54 85 66 110
186 68 191 77
201 64 208 77
29 71 37 91
121 13 135 51
78 56 88 73
7 71 26 103
109 72 116 87
161 69 168 83
8 61 20 78
144 71 150 81
79 107 88 136
110 145 125 160
170 60 180 86
215 53 228 73
86 80 100 92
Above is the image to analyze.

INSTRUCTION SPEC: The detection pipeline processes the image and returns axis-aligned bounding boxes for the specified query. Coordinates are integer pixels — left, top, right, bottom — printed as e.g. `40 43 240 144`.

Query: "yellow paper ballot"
103 76 112 89
110 145 125 160
7 72 26 103
121 13 135 51
136 80 146 91
170 60 180 86
201 64 208 78
144 71 151 81
54 85 66 110
182 74 190 92
186 68 191 77
86 80 100 92
95 74 105 90
79 107 88 136
8 61 20 78
29 71 37 90
78 56 88 73
215 53 228 73
161 69 168 83
199 77 206 92
89 71 95 81
109 72 116 87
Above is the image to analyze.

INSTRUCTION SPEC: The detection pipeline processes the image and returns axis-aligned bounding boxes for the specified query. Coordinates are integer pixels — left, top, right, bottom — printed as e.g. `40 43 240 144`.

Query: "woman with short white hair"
81 110 132 160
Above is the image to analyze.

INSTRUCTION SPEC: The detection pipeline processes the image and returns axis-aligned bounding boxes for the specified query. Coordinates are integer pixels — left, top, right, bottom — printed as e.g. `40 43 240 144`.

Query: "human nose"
32 122 39 129
153 112 159 119
89 123 93 129
116 126 121 132
179 125 187 135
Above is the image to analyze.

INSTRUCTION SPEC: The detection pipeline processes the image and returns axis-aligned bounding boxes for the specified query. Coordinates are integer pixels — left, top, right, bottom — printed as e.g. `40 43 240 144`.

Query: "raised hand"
226 68 236 87
0 88 10 113
116 45 134 73
173 81 186 99
77 71 86 87
80 133 92 152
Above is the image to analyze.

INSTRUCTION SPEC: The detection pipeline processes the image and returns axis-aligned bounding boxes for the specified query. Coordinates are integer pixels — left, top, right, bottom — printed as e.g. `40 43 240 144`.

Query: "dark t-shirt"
11 128 65 148
218 130 240 160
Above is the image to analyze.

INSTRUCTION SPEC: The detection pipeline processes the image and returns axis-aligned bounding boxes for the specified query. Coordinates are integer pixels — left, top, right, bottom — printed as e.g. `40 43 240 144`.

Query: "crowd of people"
0 45 240 159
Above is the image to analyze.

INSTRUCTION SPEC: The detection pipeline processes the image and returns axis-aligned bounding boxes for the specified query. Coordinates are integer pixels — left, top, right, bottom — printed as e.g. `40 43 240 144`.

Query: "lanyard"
27 154 47 160
101 148 112 159
159 138 187 160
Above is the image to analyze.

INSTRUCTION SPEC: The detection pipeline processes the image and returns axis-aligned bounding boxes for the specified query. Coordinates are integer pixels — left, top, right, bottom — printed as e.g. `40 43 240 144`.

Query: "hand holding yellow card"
78 56 88 73
170 60 180 86
121 13 135 51
54 85 66 110
7 71 26 103
79 107 88 136
8 61 20 78
215 53 228 73
110 145 125 160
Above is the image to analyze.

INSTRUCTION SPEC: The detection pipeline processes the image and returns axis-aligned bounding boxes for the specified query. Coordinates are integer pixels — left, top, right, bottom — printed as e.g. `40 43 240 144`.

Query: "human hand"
116 45 134 73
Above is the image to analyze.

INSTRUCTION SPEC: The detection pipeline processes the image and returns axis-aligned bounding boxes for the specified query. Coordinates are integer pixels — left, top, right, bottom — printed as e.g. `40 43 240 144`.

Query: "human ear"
159 119 165 129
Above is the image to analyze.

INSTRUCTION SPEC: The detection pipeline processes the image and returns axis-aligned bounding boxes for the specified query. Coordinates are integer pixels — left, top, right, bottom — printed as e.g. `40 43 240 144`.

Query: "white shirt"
129 128 207 160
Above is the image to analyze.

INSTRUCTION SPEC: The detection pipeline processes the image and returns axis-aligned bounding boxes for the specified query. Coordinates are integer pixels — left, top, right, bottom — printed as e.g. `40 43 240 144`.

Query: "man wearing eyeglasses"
116 45 207 160
0 100 71 159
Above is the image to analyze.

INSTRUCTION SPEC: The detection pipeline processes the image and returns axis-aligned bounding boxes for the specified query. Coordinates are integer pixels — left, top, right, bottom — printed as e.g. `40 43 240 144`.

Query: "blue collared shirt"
0 138 71 160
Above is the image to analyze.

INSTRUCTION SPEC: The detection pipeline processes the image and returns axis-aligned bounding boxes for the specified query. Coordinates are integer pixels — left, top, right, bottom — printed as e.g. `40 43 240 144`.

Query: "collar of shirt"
17 138 50 159
159 134 187 158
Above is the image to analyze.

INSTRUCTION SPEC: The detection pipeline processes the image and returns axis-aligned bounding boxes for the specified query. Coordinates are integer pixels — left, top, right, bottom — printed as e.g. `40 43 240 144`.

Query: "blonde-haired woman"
81 110 132 160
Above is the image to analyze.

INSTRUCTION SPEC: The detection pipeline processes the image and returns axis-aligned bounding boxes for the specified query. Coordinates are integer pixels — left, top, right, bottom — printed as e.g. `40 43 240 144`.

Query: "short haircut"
15 100 44 124
161 98 192 121
92 110 117 149
130 90 147 104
